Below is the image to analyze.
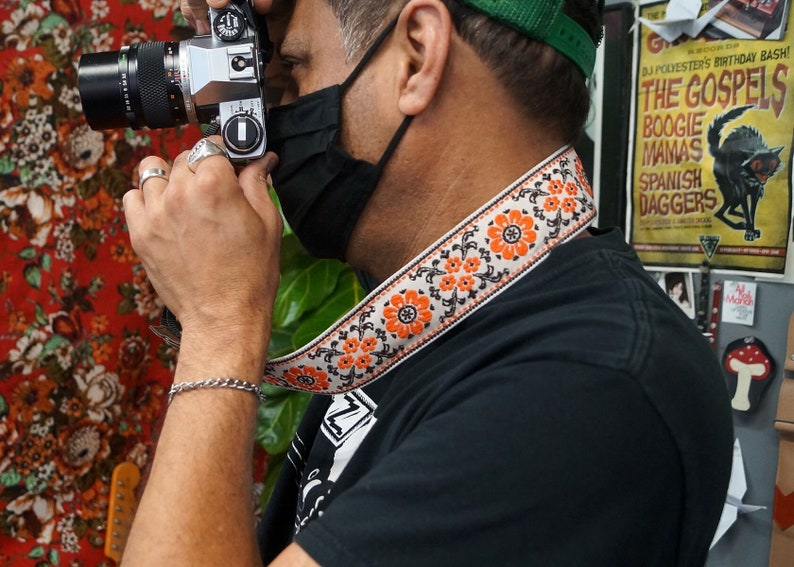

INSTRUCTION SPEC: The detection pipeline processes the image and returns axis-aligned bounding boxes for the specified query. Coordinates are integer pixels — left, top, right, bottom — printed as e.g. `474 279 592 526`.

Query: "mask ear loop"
376 114 414 169
340 16 400 92
337 15 414 166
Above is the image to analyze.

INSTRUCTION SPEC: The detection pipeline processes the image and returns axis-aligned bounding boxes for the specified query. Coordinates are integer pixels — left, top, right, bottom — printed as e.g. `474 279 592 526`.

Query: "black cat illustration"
707 104 784 242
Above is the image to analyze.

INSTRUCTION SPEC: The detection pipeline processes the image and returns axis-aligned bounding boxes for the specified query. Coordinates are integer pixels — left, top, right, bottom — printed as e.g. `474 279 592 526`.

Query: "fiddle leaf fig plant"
255 221 365 505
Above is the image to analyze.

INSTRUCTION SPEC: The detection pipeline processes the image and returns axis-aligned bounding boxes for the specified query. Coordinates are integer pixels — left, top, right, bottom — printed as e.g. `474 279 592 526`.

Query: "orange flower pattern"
0 1 270 563
5 55 56 108
264 148 595 395
457 275 475 292
384 290 433 339
487 209 538 260
282 366 331 391
272 331 389 391
548 179 564 194
574 155 594 197
463 256 481 273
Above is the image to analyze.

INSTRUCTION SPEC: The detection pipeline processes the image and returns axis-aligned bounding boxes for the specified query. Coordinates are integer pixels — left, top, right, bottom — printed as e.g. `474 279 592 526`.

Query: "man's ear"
394 0 452 116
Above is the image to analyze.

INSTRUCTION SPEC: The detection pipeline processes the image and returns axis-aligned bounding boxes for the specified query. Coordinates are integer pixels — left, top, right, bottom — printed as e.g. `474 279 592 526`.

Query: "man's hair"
326 0 602 144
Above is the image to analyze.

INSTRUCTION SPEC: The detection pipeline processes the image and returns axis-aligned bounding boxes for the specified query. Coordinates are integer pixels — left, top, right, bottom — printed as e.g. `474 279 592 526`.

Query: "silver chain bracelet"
168 378 268 405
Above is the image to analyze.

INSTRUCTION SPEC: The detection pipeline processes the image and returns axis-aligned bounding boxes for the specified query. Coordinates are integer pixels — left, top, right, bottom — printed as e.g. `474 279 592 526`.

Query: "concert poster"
626 0 794 275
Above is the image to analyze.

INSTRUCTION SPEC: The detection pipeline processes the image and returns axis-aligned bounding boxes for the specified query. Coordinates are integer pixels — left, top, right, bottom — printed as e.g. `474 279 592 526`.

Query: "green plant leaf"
272 259 346 328
260 381 297 400
291 270 365 350
268 324 298 359
256 222 364 510
256 392 312 455
278 233 307 264
260 452 286 508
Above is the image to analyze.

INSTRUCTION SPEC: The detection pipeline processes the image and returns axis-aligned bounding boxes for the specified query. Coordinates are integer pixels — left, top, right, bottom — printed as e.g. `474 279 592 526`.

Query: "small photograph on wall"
657 271 696 319
705 0 790 40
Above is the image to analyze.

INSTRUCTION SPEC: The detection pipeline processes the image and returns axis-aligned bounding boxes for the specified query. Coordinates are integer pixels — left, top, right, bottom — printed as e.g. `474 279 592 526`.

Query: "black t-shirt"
258 228 734 566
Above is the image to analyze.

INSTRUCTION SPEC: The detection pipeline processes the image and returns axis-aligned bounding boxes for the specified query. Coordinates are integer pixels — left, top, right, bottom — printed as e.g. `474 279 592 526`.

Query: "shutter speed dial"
213 9 246 42
222 113 264 153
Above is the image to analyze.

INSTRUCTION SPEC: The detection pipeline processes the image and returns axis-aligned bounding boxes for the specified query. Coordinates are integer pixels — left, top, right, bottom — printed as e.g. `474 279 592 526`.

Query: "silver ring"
139 168 169 188
187 139 230 173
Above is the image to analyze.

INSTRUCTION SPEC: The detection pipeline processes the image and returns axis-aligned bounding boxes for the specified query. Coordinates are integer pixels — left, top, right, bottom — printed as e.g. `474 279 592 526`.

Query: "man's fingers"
137 157 172 197
238 151 280 222
122 186 149 255
181 0 212 33
181 0 275 31
248 0 275 13
238 151 278 189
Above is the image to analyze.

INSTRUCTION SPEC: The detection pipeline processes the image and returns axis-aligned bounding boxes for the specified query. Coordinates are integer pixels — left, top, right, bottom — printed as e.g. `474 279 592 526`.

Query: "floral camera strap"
264 146 597 395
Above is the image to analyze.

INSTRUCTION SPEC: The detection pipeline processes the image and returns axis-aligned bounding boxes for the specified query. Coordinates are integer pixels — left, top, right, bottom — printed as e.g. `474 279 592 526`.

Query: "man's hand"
120 142 281 567
123 140 282 346
181 0 274 34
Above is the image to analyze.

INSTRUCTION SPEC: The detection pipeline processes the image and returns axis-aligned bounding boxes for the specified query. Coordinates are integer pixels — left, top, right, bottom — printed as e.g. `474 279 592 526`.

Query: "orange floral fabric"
0 0 265 564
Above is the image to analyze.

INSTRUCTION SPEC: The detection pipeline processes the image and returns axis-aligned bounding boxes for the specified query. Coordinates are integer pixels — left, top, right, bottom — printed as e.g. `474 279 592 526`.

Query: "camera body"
78 0 270 161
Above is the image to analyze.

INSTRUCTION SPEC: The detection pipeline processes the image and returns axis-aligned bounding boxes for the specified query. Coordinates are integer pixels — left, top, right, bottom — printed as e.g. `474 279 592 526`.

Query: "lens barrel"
78 42 188 131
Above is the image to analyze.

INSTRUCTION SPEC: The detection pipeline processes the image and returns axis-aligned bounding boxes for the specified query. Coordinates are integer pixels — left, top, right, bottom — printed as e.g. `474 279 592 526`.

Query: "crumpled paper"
636 0 730 42
710 438 767 548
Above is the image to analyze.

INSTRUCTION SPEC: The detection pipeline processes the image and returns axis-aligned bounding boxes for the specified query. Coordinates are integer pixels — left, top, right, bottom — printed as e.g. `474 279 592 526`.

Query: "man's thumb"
238 152 280 217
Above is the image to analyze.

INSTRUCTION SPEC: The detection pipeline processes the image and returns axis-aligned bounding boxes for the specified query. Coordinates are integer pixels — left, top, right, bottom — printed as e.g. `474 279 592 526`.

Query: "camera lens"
78 42 188 131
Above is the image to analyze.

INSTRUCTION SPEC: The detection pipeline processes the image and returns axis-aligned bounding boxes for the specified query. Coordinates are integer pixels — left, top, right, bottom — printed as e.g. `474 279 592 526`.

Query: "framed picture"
625 0 793 275
576 2 635 232
657 271 696 319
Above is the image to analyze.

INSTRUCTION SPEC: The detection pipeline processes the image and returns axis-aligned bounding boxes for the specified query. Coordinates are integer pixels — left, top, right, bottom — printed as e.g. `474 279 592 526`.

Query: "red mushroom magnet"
723 337 775 412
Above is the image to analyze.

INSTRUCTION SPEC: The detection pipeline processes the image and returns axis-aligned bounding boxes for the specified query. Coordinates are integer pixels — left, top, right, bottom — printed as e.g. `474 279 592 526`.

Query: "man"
121 0 734 565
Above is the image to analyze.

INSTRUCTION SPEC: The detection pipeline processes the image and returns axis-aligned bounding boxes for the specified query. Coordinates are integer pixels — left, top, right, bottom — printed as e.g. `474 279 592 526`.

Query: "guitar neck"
105 461 141 564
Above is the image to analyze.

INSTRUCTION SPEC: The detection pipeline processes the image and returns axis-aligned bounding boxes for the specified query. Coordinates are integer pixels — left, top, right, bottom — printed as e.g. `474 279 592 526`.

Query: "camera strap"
152 147 596 394
261 145 596 394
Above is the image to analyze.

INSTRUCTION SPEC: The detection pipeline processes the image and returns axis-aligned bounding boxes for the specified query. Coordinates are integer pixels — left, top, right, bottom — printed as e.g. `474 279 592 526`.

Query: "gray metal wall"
706 278 793 566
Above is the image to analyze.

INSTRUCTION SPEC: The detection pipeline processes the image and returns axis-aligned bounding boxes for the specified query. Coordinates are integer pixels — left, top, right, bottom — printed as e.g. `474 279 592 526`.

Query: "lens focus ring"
137 42 176 129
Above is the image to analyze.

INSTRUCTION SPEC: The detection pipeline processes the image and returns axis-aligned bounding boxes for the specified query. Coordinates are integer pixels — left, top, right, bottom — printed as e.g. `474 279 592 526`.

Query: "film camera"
77 0 271 161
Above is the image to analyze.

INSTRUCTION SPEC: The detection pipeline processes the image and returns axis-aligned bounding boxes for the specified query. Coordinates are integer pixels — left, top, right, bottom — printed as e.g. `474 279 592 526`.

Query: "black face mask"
267 18 412 261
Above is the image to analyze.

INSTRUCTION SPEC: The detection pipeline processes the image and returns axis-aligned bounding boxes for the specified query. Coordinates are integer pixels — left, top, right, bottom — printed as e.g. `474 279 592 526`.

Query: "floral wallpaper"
0 0 266 564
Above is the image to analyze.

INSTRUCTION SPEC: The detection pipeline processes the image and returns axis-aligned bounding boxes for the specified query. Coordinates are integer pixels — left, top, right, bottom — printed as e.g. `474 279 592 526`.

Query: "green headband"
458 0 597 77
